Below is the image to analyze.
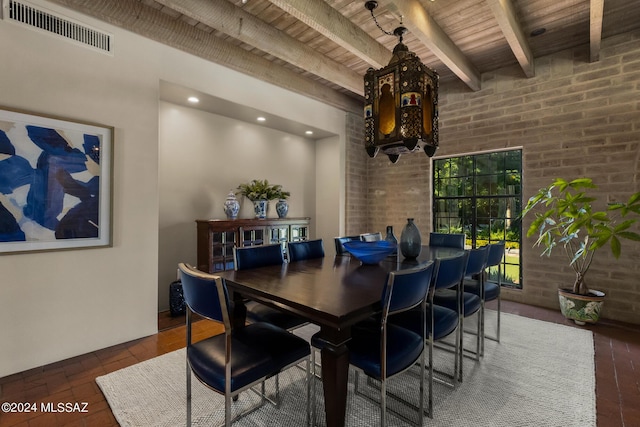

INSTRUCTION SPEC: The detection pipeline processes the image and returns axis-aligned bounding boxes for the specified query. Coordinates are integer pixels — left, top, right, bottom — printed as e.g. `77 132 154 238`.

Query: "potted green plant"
236 179 284 218
522 178 640 324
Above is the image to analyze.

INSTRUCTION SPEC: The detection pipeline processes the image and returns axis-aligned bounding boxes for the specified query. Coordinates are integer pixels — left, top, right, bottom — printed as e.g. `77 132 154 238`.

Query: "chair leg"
186 361 192 427
480 299 486 357
483 296 502 346
418 343 425 426
311 349 317 426
475 311 481 360
457 315 464 383
306 358 312 427
427 339 433 418
380 377 386 427
225 394 232 427
496 296 501 343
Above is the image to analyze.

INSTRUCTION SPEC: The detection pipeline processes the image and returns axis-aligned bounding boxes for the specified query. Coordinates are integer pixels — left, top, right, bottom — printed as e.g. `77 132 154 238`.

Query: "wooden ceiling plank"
486 0 535 77
590 0 604 62
265 0 392 68
383 0 481 91
153 0 363 95
44 0 361 112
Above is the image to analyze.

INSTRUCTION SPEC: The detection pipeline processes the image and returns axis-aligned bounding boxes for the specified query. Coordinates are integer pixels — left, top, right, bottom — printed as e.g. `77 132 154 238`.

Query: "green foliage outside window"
433 150 523 287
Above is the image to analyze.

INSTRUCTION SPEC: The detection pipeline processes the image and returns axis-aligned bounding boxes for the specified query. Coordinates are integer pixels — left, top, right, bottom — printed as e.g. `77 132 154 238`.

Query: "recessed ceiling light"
257 117 266 122
187 96 199 103
305 130 314 135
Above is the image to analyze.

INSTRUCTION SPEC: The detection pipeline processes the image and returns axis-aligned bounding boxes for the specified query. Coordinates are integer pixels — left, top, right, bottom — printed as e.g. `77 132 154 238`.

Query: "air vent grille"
4 0 112 53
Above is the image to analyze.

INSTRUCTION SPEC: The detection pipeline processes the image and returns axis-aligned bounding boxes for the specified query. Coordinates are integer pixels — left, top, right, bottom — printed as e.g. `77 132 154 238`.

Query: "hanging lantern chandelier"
363 1 439 163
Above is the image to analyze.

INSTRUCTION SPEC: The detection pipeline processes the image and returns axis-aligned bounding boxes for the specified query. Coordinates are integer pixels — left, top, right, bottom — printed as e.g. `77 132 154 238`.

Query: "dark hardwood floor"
0 301 638 426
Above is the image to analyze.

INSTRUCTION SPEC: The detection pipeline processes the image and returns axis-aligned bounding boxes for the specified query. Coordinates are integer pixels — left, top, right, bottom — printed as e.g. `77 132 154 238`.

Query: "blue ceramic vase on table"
400 218 422 259
385 225 398 254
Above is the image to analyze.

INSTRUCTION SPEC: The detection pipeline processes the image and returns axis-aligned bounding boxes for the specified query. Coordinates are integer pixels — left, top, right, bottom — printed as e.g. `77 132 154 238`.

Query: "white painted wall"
158 103 319 309
315 135 345 256
0 0 346 376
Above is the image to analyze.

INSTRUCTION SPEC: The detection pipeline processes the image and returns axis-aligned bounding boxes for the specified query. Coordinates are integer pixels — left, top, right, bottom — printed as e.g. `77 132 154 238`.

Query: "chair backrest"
433 252 469 290
382 261 438 316
287 239 325 262
428 232 465 249
487 241 506 268
334 235 360 255
178 263 230 328
234 244 284 271
360 232 382 242
465 245 489 277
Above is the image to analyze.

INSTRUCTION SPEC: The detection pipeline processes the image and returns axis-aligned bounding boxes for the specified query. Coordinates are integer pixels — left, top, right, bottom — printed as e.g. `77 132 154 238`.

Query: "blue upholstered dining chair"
178 263 311 427
433 246 487 375
234 244 308 331
464 241 505 355
344 262 436 426
428 232 465 249
287 239 325 262
334 235 360 255
391 252 468 418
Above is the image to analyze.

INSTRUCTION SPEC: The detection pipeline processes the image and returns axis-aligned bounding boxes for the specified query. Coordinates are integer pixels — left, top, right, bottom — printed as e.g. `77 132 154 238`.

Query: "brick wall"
350 32 640 324
345 111 368 236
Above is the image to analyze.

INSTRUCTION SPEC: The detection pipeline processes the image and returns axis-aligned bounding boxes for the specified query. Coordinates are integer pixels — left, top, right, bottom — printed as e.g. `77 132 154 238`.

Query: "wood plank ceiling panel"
48 0 640 105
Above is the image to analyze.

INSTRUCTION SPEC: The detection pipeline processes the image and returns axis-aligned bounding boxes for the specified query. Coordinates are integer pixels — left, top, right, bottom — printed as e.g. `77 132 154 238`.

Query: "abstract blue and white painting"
0 108 112 254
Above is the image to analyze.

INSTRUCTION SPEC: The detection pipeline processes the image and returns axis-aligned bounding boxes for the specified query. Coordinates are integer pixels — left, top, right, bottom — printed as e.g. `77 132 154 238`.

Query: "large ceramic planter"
558 288 605 325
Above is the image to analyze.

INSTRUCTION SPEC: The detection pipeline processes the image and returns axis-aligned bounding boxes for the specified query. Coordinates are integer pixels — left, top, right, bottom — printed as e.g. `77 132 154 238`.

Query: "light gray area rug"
96 312 596 426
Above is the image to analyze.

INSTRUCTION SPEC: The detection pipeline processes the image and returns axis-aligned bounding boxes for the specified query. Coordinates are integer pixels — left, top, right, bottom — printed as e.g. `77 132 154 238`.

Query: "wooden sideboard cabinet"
196 217 311 273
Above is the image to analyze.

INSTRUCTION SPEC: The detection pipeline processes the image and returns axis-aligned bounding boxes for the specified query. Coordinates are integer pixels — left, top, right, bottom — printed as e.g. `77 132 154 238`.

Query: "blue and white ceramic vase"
276 199 289 218
400 218 422 259
253 200 268 219
223 191 240 219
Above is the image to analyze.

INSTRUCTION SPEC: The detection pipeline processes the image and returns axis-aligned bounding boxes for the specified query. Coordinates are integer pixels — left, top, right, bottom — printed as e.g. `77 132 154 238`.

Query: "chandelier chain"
368 8 394 36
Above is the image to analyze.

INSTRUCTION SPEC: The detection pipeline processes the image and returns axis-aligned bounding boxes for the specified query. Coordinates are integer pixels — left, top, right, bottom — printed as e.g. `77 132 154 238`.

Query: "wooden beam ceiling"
383 0 481 91
589 0 604 62
154 0 364 95
41 0 640 112
486 0 535 77
265 0 392 69
45 0 362 113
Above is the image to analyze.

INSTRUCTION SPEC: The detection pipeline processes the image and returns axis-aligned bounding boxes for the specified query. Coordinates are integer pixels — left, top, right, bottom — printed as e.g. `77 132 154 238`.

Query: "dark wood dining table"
217 245 464 427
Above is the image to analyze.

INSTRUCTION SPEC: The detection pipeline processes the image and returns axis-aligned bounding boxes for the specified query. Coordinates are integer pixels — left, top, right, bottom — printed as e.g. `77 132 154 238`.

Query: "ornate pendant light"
363 1 439 163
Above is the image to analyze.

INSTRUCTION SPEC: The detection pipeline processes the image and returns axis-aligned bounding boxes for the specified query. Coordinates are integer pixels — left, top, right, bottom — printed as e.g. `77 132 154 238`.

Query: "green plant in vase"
521 177 640 324
236 179 287 218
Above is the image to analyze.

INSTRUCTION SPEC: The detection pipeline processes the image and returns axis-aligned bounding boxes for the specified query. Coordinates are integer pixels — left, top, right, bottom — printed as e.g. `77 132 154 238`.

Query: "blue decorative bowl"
343 241 397 264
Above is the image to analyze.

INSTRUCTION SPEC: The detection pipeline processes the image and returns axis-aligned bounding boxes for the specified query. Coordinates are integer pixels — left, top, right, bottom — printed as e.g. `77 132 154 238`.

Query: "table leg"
230 291 247 330
320 341 349 427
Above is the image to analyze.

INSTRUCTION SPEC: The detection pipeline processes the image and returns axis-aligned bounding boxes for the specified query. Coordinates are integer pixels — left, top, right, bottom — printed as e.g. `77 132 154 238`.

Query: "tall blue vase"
400 218 422 259
385 225 398 254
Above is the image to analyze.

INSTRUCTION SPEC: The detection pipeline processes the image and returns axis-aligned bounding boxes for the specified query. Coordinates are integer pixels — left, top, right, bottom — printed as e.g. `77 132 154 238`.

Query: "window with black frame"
433 150 522 288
